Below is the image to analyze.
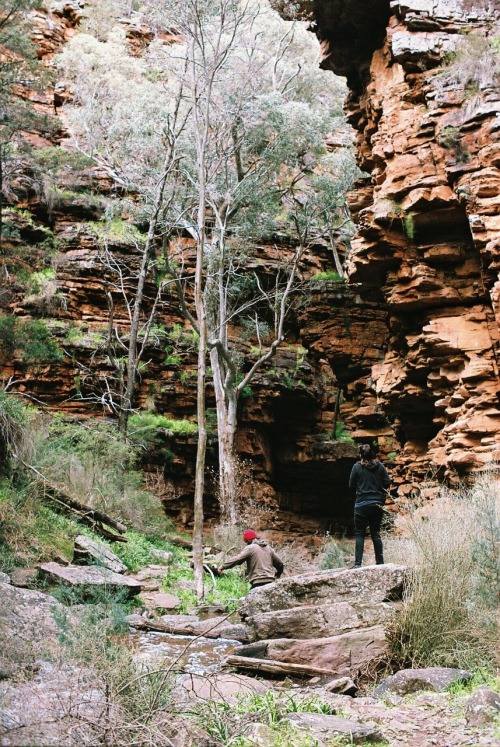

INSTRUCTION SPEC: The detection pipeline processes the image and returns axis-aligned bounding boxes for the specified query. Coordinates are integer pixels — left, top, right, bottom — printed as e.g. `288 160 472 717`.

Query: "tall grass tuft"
386 472 499 671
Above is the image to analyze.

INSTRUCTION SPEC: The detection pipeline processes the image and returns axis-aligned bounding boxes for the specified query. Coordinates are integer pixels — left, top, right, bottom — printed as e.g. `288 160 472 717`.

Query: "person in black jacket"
349 443 390 568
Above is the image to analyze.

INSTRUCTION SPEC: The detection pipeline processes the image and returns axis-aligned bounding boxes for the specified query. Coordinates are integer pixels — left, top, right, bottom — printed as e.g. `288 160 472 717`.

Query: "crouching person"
216 530 284 590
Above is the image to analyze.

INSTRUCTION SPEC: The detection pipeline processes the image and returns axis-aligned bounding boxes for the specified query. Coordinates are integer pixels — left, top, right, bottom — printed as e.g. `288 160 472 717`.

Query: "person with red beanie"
217 530 284 590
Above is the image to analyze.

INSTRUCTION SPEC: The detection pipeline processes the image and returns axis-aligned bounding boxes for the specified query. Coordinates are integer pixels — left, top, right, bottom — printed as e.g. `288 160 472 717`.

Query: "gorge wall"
1 0 499 536
273 0 500 501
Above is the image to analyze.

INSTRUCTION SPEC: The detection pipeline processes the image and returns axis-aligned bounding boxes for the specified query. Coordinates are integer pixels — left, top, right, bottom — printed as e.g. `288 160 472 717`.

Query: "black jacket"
349 459 390 506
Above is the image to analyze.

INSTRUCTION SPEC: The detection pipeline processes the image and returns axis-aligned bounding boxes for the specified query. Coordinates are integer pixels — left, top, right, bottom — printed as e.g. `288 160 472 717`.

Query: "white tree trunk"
210 346 238 524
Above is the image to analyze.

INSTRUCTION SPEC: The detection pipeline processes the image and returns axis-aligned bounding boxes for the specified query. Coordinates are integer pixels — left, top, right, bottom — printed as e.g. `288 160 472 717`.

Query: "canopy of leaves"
57 0 354 241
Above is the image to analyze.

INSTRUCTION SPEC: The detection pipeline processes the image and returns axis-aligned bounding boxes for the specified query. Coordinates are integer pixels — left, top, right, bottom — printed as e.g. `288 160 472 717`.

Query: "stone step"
38 562 142 597
240 564 408 616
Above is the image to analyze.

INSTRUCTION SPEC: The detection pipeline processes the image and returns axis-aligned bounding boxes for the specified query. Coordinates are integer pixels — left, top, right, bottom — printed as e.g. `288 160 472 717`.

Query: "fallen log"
128 616 248 642
165 534 193 550
224 655 338 678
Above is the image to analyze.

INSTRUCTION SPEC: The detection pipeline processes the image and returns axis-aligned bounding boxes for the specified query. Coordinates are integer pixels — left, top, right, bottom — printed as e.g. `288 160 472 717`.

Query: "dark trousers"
354 504 384 566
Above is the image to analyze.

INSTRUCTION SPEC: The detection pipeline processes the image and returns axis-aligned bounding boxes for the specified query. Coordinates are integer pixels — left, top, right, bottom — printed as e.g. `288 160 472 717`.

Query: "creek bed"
132 631 242 674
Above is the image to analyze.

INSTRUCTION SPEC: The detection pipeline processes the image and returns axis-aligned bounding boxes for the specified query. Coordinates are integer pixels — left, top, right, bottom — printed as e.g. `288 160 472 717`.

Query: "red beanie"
243 529 257 542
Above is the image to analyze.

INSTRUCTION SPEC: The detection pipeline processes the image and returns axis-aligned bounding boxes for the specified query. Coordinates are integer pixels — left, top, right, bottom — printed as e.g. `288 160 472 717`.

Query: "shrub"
32 417 171 536
332 420 354 443
23 268 67 314
318 537 345 570
0 389 31 472
434 31 500 97
0 314 64 363
129 412 198 440
386 473 499 671
0 479 78 571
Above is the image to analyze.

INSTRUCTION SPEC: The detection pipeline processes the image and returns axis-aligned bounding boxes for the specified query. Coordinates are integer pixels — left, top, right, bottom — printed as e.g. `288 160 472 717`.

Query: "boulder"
286 713 381 743
465 686 500 726
10 568 38 588
155 715 214 747
134 565 170 581
374 667 473 697
150 548 174 564
241 722 277 746
0 572 11 584
140 591 181 610
0 582 71 679
250 625 388 677
240 565 407 617
246 599 395 641
73 534 127 573
0 659 102 746
323 676 358 696
38 562 142 596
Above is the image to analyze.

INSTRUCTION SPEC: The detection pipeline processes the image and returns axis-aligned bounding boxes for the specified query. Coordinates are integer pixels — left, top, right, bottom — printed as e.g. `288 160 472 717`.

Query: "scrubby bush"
32 417 171 536
318 537 345 570
386 472 499 671
0 314 64 362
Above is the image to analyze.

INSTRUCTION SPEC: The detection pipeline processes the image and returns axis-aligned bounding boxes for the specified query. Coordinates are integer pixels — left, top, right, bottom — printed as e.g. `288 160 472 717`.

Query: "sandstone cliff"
273 0 500 499
1 0 499 533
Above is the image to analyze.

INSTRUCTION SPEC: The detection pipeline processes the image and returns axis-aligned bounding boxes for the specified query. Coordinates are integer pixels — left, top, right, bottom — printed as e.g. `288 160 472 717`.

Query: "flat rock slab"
247 599 395 641
374 667 473 697
10 568 38 588
141 591 181 610
176 672 267 703
134 566 170 581
0 660 103 746
241 625 388 677
240 564 407 617
287 713 380 743
74 534 127 574
38 562 142 596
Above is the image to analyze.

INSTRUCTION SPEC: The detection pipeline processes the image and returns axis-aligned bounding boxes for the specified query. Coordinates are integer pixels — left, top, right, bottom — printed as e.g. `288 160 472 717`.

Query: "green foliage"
318 538 345 570
332 421 354 443
86 218 146 244
192 689 336 746
129 412 198 437
434 31 500 97
112 529 175 572
0 314 63 363
53 584 175 746
165 354 181 366
310 270 343 282
0 479 78 572
34 417 170 536
437 125 469 163
64 323 107 347
239 385 253 400
402 213 415 241
167 323 199 349
447 670 500 698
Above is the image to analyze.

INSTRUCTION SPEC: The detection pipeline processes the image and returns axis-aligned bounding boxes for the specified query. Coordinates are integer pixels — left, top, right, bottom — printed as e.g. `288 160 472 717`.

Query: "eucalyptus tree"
58 0 354 595
152 0 350 525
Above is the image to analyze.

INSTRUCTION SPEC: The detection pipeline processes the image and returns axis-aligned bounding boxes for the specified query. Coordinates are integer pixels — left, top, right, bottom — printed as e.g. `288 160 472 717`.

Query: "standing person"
216 529 284 590
349 444 390 568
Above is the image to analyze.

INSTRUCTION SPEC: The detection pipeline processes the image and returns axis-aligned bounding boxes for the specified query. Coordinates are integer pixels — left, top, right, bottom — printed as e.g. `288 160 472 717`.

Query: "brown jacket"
219 539 284 586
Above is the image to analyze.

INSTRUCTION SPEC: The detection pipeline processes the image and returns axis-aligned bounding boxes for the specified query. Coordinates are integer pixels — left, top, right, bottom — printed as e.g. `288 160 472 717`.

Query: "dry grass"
385 471 499 671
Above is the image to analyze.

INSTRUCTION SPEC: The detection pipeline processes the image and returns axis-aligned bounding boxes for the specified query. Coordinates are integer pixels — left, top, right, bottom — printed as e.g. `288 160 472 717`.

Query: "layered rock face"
238 564 407 677
276 0 500 496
